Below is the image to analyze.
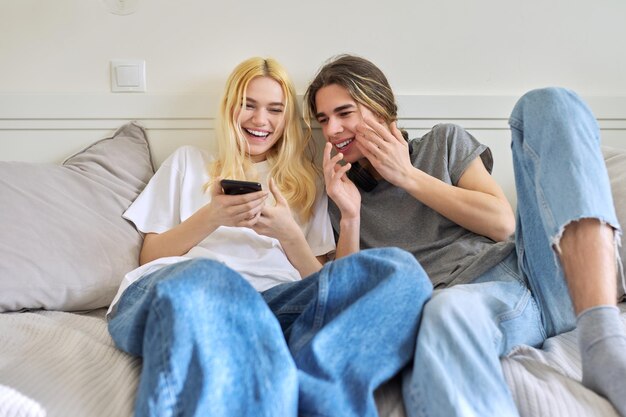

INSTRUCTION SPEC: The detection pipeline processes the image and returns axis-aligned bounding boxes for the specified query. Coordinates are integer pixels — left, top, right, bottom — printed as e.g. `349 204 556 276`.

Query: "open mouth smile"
334 138 354 150
244 128 271 139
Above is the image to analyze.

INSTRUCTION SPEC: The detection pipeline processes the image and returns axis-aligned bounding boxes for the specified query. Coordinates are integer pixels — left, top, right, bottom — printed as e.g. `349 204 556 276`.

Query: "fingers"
323 142 343 167
323 142 345 177
358 114 406 146
232 201 265 227
389 121 406 143
323 141 332 164
211 176 224 196
323 142 357 191
334 160 351 178
214 189 266 224
238 210 262 228
268 178 288 206
354 132 381 159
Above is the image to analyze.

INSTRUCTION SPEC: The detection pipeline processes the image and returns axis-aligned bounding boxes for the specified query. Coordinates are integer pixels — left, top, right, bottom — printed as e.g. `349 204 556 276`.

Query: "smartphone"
220 179 262 195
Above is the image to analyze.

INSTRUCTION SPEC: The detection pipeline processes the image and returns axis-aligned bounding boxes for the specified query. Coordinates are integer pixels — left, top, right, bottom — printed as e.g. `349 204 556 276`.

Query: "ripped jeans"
403 87 622 417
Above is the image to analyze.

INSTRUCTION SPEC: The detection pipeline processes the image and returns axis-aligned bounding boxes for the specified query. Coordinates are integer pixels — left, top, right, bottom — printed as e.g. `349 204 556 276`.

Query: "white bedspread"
0 306 623 417
0 309 138 417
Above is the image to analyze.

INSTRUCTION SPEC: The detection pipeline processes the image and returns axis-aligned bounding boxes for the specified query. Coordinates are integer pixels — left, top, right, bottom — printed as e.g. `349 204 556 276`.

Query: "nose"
325 116 343 137
251 108 267 126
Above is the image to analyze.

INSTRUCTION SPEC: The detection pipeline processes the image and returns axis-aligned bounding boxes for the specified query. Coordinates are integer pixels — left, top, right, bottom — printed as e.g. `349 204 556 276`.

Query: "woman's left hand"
252 178 300 242
354 113 413 188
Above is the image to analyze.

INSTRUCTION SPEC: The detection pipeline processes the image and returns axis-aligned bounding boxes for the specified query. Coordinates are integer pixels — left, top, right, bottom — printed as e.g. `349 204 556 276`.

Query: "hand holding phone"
220 179 262 195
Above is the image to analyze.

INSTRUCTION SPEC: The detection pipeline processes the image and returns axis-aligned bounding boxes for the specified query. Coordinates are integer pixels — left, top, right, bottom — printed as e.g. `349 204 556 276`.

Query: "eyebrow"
315 104 356 119
246 97 285 107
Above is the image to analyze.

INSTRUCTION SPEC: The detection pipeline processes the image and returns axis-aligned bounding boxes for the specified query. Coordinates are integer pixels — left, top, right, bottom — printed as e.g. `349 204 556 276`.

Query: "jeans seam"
509 116 522 131
153 297 180 417
312 267 329 330
498 256 523 284
497 286 531 323
289 268 329 354
521 139 558 235
531 295 548 340
274 305 307 314
406 381 428 417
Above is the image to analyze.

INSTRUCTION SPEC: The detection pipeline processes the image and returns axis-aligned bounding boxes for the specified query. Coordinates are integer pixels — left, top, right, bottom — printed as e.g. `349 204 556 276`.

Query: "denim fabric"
403 87 622 417
108 247 432 417
108 259 298 417
510 87 620 336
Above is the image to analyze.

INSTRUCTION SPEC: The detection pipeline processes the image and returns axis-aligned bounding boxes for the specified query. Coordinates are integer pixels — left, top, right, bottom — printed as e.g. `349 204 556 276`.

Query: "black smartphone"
220 179 262 195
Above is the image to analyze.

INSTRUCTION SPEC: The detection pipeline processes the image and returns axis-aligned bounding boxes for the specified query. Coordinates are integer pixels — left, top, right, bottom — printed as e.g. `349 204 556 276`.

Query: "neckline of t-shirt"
254 160 270 174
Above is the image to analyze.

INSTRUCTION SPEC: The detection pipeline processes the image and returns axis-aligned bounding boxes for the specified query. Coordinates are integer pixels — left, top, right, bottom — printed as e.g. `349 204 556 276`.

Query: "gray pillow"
602 146 626 302
0 122 154 312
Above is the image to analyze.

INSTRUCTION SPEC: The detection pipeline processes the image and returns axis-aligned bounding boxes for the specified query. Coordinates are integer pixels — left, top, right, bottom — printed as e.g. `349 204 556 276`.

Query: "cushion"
602 146 626 302
0 122 154 312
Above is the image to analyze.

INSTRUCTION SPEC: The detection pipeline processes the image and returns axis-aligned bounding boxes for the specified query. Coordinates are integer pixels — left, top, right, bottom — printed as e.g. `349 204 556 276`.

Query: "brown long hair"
304 54 399 126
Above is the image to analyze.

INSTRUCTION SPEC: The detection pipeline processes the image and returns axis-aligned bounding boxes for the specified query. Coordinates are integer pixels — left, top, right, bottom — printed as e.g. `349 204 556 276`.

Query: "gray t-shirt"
328 123 515 288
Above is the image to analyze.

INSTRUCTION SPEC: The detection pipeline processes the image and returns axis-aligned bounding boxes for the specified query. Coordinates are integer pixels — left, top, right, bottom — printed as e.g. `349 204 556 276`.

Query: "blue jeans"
402 87 622 417
108 247 432 417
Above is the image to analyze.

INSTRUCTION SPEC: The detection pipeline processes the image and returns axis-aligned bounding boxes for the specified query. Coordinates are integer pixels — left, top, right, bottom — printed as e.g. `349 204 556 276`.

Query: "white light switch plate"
110 60 145 92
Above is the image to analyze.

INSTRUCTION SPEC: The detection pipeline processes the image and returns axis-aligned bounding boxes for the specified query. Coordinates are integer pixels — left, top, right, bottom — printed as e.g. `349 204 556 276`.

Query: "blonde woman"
107 57 432 417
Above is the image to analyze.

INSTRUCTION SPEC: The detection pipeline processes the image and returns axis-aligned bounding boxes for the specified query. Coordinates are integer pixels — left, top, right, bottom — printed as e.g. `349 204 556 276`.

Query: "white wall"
2 0 626 96
1 0 626 208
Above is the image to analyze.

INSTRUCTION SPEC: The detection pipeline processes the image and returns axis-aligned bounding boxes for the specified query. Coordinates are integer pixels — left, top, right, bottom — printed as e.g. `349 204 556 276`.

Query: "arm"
322 142 362 259
401 157 515 241
355 116 515 242
139 180 269 265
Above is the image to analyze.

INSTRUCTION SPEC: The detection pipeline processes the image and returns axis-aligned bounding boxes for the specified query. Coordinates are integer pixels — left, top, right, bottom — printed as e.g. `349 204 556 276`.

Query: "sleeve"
436 124 492 185
122 150 184 234
303 190 336 257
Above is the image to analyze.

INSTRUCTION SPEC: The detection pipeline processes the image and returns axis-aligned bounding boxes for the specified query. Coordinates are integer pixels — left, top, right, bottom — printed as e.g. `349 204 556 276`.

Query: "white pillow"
0 122 154 312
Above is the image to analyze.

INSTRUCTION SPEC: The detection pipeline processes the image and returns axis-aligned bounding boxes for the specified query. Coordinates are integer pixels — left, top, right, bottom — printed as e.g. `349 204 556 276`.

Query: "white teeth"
336 139 352 149
245 128 270 138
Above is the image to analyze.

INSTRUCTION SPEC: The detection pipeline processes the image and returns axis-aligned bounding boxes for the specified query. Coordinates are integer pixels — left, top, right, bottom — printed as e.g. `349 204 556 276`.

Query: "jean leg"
264 247 432 417
508 87 621 336
108 259 297 417
261 271 319 341
403 253 544 417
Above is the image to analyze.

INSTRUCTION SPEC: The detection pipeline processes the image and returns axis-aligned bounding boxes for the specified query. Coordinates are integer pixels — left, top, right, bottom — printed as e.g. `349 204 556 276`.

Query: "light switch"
116 65 139 87
111 60 146 92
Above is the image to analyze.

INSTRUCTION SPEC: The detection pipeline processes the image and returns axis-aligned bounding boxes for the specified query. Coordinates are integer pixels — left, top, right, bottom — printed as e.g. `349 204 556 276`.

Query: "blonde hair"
209 57 319 220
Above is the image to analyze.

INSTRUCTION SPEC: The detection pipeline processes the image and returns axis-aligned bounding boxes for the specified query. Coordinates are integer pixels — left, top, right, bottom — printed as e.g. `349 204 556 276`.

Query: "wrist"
197 206 220 235
278 222 305 245
340 216 360 233
399 166 422 195
279 230 308 253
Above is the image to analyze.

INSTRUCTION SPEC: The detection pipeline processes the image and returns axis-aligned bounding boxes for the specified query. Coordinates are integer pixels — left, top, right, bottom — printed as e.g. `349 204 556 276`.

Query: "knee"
511 87 590 126
518 87 577 109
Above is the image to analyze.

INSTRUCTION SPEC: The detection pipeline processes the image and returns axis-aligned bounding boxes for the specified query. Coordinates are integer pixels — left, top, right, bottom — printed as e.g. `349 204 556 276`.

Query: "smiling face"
236 76 286 162
314 83 380 164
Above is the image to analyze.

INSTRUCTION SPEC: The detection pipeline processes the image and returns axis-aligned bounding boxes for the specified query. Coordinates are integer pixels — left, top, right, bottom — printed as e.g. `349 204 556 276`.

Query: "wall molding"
2 93 624 205
1 93 626 132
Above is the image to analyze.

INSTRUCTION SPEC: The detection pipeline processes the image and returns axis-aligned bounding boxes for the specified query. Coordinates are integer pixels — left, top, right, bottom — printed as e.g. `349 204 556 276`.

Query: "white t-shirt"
107 145 335 315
